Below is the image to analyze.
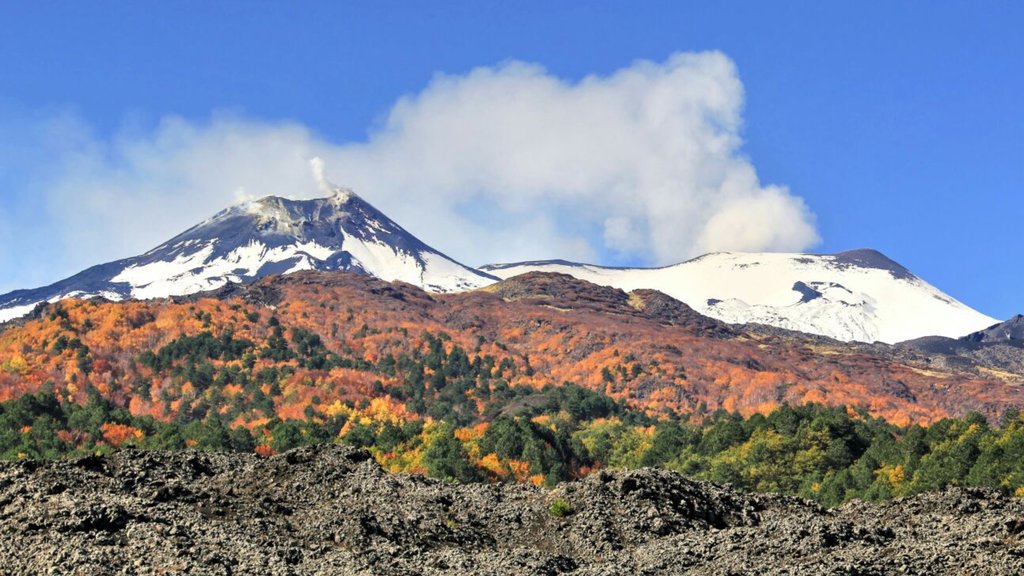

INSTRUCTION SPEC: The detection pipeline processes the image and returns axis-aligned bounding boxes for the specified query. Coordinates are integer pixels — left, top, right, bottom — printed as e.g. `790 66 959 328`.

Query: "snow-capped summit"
0 164 1000 346
481 250 997 344
0 183 496 323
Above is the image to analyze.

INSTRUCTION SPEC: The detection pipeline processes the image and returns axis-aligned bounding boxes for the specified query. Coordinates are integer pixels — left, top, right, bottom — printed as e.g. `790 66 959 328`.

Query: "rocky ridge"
1 445 1023 575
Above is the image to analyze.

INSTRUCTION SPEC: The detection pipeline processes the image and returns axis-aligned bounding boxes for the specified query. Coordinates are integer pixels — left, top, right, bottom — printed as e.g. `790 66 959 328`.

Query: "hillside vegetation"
1 271 1022 507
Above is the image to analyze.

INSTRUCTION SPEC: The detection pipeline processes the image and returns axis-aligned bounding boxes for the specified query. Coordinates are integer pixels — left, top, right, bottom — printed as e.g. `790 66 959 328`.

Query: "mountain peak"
328 186 356 205
0 185 496 323
831 248 914 280
237 157 359 217
244 185 358 216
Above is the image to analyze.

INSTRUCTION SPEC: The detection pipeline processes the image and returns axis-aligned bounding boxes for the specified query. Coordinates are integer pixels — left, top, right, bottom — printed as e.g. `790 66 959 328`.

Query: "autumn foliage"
0 270 1022 504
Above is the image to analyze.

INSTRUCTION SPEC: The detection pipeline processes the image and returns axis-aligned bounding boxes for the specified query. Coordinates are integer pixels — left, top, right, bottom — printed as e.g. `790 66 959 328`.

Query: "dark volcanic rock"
896 315 1024 377
1 445 1023 575
964 315 1024 344
832 248 915 281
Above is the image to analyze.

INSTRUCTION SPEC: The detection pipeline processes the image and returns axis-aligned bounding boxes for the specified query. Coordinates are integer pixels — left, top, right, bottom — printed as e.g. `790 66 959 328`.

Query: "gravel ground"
0 445 1022 575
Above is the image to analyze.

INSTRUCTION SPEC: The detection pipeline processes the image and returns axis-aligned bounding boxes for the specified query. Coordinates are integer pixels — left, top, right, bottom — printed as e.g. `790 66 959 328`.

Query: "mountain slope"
481 250 996 344
3 269 1020 429
0 187 496 323
964 315 1024 344
892 314 1024 377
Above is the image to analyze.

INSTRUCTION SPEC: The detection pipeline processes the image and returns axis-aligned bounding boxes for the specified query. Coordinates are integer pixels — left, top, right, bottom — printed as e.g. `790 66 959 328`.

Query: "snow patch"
0 302 39 324
420 252 496 292
111 240 344 300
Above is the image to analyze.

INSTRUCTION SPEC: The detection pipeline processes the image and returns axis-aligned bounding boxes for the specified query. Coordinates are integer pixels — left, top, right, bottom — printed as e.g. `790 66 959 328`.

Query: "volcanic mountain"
0 187 496 324
0 186 1001 344
481 252 997 344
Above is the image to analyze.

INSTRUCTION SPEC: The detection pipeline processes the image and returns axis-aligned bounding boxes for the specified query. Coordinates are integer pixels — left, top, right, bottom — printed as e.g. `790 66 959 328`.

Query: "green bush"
548 498 574 517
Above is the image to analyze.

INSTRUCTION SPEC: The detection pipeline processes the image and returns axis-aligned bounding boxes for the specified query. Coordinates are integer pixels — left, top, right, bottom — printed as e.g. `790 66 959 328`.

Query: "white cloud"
327 52 819 265
8 51 818 290
41 115 328 267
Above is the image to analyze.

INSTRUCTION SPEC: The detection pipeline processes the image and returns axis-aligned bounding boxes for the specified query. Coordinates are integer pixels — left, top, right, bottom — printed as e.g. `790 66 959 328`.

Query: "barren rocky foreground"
1 445 1022 575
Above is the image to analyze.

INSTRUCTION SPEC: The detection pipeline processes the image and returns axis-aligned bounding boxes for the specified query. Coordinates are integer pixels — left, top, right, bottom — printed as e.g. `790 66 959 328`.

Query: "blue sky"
0 1 1021 319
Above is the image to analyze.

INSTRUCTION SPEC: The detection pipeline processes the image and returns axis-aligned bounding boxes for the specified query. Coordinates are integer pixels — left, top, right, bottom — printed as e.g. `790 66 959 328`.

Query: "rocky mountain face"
965 315 1024 343
888 314 1024 378
2 444 1022 575
482 250 997 344
0 188 496 324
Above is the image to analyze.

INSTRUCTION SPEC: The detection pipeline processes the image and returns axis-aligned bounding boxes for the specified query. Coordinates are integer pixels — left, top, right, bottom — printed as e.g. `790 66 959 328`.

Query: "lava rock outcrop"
1 445 1023 575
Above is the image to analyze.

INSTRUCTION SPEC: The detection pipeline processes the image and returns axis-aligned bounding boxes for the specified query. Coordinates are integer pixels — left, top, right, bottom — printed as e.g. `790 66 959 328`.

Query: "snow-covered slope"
481 250 997 344
0 186 496 323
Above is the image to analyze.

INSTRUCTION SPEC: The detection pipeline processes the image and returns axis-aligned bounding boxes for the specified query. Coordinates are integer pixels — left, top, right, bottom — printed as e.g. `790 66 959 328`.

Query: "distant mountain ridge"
0 187 1003 345
0 187 495 323
481 251 997 344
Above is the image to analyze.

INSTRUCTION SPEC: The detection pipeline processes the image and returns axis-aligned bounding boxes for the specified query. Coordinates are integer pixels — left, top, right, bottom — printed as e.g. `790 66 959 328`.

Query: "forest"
0 279 1022 508
2 322 1023 508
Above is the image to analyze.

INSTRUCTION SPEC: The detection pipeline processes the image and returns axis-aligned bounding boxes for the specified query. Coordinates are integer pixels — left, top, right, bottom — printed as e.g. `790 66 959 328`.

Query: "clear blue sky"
0 1 1021 318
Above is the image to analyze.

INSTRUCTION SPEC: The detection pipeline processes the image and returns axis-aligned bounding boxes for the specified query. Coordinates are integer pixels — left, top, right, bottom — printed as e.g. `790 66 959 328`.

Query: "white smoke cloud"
309 156 333 197
11 51 818 287
325 52 818 265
